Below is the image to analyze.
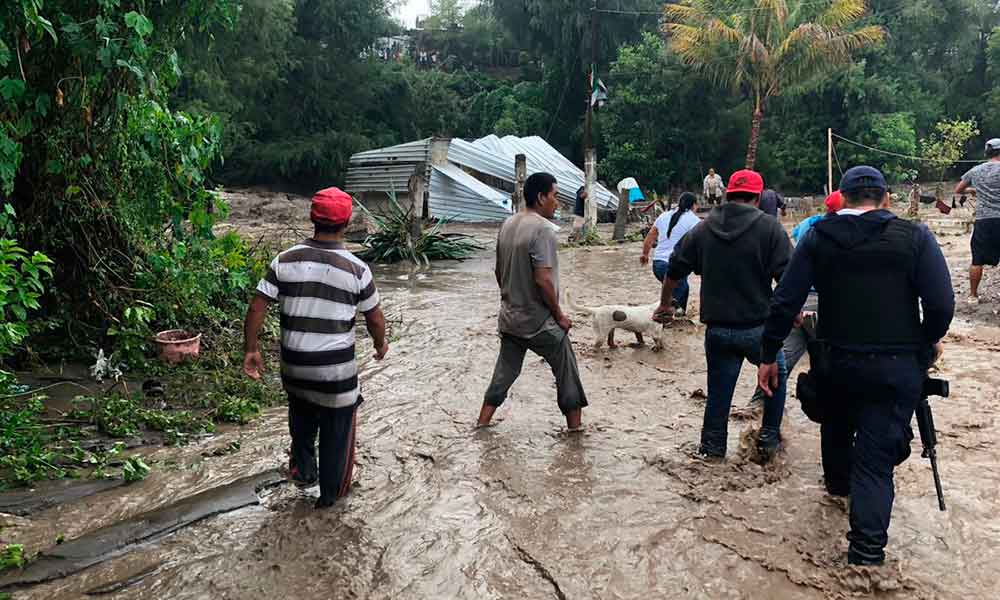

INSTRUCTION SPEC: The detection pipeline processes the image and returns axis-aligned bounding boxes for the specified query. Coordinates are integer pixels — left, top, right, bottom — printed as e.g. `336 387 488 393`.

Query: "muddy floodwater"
4 197 1000 599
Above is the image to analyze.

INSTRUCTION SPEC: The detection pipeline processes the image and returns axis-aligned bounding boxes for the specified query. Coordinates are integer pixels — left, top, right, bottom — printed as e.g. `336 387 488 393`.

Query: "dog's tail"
565 289 593 316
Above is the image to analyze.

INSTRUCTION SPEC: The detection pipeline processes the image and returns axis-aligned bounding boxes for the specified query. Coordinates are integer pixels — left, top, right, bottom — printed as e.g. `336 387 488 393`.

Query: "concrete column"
584 149 597 232
408 165 426 241
513 153 526 212
612 187 630 241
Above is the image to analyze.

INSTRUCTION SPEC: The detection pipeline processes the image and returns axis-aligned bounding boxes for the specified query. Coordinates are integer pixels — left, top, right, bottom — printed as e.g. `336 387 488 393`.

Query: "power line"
832 141 845 176
594 0 854 18
833 133 983 164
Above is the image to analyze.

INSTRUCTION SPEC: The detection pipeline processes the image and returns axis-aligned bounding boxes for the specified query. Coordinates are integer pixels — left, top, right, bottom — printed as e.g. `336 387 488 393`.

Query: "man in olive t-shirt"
477 172 588 431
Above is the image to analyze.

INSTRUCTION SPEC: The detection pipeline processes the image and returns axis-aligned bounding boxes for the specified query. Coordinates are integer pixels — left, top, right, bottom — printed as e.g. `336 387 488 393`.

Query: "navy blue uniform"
762 208 954 564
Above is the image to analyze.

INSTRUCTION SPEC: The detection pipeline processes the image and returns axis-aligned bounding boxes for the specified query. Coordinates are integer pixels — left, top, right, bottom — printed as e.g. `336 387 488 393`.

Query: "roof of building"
345 135 619 221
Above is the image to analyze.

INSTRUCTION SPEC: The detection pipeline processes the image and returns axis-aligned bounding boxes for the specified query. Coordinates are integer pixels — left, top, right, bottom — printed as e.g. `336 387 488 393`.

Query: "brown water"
5 225 1000 599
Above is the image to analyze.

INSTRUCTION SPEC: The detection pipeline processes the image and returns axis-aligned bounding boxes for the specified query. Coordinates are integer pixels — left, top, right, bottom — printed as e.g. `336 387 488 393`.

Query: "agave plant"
356 192 483 266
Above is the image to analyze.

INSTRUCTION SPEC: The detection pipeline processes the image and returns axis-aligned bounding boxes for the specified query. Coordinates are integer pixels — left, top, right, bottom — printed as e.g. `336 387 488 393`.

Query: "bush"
0 206 53 383
0 396 67 486
358 193 483 265
122 456 151 483
215 396 261 424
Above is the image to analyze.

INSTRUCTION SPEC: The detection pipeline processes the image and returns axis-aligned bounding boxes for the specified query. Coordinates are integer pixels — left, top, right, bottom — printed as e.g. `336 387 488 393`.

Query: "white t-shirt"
653 209 700 262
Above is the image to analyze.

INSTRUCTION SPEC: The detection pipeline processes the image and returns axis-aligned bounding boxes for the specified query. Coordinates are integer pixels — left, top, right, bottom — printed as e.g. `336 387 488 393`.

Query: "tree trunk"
745 107 765 170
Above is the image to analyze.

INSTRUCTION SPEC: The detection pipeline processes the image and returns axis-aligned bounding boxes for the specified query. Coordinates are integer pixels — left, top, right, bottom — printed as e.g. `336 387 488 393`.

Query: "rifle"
917 378 949 511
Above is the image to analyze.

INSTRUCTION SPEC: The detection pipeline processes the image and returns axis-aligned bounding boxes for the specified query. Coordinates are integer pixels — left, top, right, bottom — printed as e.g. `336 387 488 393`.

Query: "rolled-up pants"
484 328 588 415
819 351 923 564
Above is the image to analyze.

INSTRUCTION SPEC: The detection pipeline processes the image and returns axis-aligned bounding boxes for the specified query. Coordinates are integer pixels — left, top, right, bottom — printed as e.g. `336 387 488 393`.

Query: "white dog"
566 291 667 350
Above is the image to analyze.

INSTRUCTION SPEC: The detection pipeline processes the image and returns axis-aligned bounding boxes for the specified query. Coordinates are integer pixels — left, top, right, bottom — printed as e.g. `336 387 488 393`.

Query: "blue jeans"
652 260 690 313
702 325 786 457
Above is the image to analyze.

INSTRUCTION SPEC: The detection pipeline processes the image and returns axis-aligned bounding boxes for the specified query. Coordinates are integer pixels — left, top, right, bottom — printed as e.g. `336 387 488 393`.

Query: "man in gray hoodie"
655 170 792 461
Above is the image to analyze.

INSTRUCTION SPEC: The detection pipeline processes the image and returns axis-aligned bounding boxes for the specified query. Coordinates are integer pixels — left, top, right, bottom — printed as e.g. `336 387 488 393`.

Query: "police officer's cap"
839 166 887 194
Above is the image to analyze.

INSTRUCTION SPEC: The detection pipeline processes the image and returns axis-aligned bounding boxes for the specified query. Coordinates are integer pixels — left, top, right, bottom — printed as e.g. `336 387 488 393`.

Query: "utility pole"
583 0 599 232
827 128 834 195
584 0 598 151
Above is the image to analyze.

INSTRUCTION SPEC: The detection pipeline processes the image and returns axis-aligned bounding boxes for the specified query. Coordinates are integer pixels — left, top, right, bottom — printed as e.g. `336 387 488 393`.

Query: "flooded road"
4 217 1000 599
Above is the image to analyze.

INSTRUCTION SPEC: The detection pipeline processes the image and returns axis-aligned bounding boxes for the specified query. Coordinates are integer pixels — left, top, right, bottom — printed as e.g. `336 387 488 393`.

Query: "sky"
392 0 477 29
393 0 430 28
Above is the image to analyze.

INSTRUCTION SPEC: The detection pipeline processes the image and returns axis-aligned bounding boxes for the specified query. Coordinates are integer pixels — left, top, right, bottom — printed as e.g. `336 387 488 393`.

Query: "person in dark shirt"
757 166 955 566
654 170 792 462
759 188 786 218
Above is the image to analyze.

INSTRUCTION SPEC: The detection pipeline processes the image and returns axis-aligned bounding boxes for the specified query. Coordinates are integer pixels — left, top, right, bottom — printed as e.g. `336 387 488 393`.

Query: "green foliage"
0 544 26 571
0 396 66 485
599 32 745 189
214 396 261 425
921 118 980 179
851 112 919 183
2 0 250 363
78 393 215 441
664 0 886 168
358 194 484 265
0 207 53 362
427 0 465 29
122 455 151 483
91 393 142 438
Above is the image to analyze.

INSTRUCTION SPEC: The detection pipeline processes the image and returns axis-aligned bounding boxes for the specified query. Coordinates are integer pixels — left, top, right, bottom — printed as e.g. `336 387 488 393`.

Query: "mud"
0 471 284 590
0 480 127 517
4 195 1000 599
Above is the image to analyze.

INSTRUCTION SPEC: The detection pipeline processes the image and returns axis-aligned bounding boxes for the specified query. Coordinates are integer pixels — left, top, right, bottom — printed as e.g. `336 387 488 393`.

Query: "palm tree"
663 0 885 169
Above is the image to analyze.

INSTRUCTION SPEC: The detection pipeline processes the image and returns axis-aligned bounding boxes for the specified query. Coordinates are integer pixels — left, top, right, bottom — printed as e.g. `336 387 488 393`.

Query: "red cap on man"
824 190 843 214
310 187 353 226
726 170 764 195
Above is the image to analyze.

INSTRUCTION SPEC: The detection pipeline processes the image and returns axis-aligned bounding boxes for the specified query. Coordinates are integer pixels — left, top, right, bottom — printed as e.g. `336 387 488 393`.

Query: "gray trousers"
484 328 589 415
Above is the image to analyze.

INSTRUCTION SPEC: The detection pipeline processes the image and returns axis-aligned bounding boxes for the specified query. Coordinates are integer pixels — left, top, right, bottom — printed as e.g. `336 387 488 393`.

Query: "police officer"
756 166 955 565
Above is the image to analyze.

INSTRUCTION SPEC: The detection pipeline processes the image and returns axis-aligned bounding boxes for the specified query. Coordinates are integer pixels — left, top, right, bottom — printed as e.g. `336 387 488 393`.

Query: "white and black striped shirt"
256 239 379 408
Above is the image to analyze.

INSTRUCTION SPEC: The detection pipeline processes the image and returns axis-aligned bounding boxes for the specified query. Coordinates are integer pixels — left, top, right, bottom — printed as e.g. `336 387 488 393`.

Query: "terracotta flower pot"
154 330 202 365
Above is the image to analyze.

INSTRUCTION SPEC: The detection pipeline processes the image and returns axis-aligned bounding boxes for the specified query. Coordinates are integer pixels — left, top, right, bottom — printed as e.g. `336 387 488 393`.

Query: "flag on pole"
590 64 608 109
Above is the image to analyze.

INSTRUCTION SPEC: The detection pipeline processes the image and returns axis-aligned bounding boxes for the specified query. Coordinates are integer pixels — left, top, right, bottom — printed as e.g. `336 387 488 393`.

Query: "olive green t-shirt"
495 212 560 337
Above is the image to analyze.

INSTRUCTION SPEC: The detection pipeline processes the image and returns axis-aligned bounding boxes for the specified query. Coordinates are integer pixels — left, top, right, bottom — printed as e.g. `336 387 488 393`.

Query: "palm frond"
816 0 868 29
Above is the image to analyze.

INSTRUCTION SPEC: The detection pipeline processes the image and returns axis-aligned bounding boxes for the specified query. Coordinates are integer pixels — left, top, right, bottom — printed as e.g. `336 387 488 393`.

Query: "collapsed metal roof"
453 135 618 211
345 135 618 222
344 138 432 195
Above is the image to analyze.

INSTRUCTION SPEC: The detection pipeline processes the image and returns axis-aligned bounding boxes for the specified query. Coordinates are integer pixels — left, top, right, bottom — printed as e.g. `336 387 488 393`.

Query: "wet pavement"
3 216 1000 599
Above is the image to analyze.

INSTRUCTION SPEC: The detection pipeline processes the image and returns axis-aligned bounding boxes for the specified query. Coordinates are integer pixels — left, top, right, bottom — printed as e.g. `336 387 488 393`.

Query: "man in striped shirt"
243 187 388 509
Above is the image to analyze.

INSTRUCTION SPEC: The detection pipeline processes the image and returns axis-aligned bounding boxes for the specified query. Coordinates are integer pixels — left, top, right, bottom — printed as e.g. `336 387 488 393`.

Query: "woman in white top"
640 192 701 315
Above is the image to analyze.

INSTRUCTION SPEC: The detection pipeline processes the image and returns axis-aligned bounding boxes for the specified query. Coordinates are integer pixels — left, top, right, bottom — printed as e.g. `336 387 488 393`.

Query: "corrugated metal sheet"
448 135 618 210
344 164 420 194
350 138 432 164
345 138 432 194
347 135 618 221
429 164 513 222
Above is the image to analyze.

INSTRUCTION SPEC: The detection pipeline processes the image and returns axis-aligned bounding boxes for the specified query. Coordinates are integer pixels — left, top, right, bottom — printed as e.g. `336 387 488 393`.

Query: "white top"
653 209 701 262
703 174 724 196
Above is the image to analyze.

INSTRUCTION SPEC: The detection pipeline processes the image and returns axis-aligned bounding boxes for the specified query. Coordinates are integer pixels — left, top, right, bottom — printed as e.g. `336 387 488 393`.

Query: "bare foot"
476 403 498 429
565 408 583 431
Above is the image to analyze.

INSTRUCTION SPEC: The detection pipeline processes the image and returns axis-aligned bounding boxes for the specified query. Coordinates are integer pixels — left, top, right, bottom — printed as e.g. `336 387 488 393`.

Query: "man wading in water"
477 172 589 431
243 187 389 508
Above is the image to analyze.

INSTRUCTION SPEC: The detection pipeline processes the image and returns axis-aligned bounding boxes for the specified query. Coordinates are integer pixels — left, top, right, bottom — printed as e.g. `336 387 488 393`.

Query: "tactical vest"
813 217 923 347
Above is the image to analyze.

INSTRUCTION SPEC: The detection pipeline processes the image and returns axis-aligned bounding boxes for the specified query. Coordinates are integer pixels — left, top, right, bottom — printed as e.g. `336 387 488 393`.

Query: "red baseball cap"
310 187 353 226
726 170 764 195
824 190 843 214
